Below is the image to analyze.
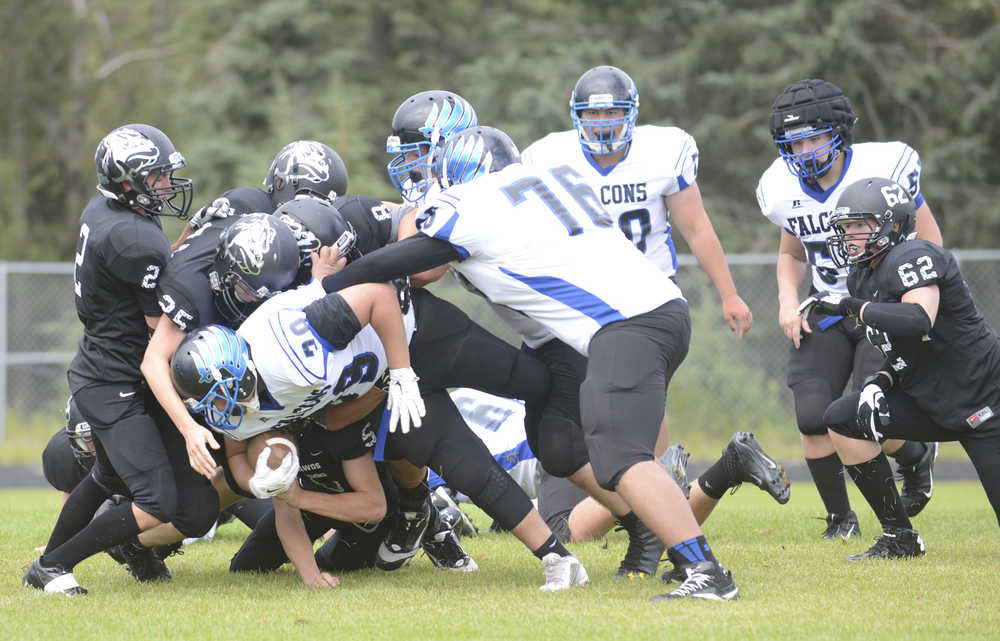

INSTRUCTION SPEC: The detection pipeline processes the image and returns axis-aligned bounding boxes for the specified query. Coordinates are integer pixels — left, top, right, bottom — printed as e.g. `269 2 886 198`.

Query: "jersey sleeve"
156 271 209 331
317 420 376 460
415 194 474 259
108 221 171 316
882 241 947 298
665 130 699 195
887 142 924 208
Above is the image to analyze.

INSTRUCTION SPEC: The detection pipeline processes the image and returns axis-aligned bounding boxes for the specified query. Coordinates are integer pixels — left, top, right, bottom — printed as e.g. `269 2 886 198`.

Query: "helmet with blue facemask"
770 79 857 182
570 66 639 155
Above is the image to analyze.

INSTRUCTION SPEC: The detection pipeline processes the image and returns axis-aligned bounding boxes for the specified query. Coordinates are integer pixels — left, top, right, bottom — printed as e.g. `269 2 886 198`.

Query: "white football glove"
248 437 299 499
856 383 891 441
189 197 234 230
386 367 425 434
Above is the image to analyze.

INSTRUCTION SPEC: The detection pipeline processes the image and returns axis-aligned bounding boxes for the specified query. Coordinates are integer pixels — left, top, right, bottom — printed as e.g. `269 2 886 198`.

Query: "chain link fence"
4 252 1000 447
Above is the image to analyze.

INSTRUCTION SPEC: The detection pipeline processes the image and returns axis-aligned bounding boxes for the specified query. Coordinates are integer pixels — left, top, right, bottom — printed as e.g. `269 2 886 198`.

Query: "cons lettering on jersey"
599 183 647 205
784 209 835 237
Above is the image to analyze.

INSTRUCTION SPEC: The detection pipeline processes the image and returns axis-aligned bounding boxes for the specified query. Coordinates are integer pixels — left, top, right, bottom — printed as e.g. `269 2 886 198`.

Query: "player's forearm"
141 345 198 436
776 252 807 308
687 231 739 301
321 234 459 293
274 499 323 584
293 487 386 524
370 286 411 370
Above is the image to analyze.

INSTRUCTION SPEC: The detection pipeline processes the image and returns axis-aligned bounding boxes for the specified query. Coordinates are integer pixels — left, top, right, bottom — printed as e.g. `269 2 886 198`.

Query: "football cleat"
897 442 937 517
613 516 664 579
846 527 925 561
650 561 739 601
822 510 861 540
660 563 686 584
108 538 172 583
376 498 432 571
432 486 478 537
658 444 691 498
23 557 87 596
723 431 791 504
539 552 590 591
422 508 478 572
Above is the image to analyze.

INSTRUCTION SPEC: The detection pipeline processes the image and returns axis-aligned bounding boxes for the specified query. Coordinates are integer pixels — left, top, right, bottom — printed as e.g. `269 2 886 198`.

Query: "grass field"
2 482 998 641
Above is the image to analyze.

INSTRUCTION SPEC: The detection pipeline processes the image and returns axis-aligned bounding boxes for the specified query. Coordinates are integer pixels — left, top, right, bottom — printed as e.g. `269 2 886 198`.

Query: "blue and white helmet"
171 325 258 432
570 66 639 155
386 90 478 203
435 126 521 190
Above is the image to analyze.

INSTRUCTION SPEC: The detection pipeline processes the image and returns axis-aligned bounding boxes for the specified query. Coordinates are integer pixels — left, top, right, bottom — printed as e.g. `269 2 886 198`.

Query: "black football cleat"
23 557 87 596
898 442 937 517
658 444 691 498
822 510 861 540
846 527 925 561
376 497 432 571
613 515 664 579
422 507 478 572
108 538 172 583
723 431 791 504
660 563 686 584
649 561 739 601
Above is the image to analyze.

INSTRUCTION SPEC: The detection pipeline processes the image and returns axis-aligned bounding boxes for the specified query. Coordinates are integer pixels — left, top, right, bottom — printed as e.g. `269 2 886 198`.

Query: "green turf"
2 483 997 640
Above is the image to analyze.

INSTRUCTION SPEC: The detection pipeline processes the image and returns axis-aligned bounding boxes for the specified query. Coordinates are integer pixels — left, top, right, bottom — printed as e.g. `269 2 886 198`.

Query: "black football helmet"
64 396 95 463
770 79 857 181
434 126 521 190
171 325 258 432
264 140 349 208
95 124 194 218
827 177 917 267
386 90 478 203
275 196 359 262
570 66 639 155
209 213 300 323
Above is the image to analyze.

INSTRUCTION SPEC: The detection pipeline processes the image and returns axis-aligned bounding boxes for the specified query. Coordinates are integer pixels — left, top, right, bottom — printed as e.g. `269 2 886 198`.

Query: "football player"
23 124 219 596
517 65 766 580
811 177 1000 558
318 126 741 601
757 79 943 537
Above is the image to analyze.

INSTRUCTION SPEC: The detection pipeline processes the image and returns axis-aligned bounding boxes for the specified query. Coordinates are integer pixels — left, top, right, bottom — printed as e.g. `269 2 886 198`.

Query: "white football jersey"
428 388 539 499
521 125 699 276
417 162 683 355
224 280 416 440
756 142 924 296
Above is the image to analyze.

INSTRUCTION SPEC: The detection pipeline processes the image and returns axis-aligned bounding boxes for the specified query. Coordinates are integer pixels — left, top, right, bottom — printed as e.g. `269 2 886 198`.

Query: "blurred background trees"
1 0 997 261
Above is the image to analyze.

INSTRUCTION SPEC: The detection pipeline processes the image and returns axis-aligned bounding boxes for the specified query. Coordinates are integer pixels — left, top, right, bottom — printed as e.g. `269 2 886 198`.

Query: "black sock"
668 535 717 565
43 501 141 569
44 474 110 555
806 453 851 516
844 453 911 531
227 498 272 529
697 457 734 500
616 511 640 530
533 534 571 559
398 481 429 512
888 440 926 467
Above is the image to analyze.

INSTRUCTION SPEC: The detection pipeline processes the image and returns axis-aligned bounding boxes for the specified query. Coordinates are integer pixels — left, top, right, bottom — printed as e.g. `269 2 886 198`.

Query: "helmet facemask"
774 124 845 182
571 97 638 155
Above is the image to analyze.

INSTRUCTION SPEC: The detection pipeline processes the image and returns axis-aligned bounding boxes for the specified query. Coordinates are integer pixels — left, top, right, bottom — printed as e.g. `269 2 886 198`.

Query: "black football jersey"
156 187 272 331
294 416 393 530
331 195 399 256
850 239 1000 431
68 195 171 388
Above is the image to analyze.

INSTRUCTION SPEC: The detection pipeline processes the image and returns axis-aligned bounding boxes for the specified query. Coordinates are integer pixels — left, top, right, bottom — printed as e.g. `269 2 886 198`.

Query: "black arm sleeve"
862 302 932 336
304 292 362 349
321 234 461 293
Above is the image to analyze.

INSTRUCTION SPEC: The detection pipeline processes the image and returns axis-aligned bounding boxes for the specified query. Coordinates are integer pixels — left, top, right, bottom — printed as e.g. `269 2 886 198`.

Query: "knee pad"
823 392 868 440
791 378 839 436
172 485 220 538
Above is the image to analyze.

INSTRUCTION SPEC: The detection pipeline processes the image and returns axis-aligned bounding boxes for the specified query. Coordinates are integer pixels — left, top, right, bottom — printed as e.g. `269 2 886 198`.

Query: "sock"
887 440 926 467
227 498 272 529
44 474 110 555
697 458 734 500
533 534 571 560
844 453 911 531
43 501 141 569
668 535 717 565
398 481 430 512
806 453 852 516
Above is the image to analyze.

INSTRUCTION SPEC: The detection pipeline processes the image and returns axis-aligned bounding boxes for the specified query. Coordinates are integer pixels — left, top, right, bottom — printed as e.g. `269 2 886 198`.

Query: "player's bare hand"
721 294 753 340
779 302 811 348
311 245 346 281
305 572 340 589
182 422 220 479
